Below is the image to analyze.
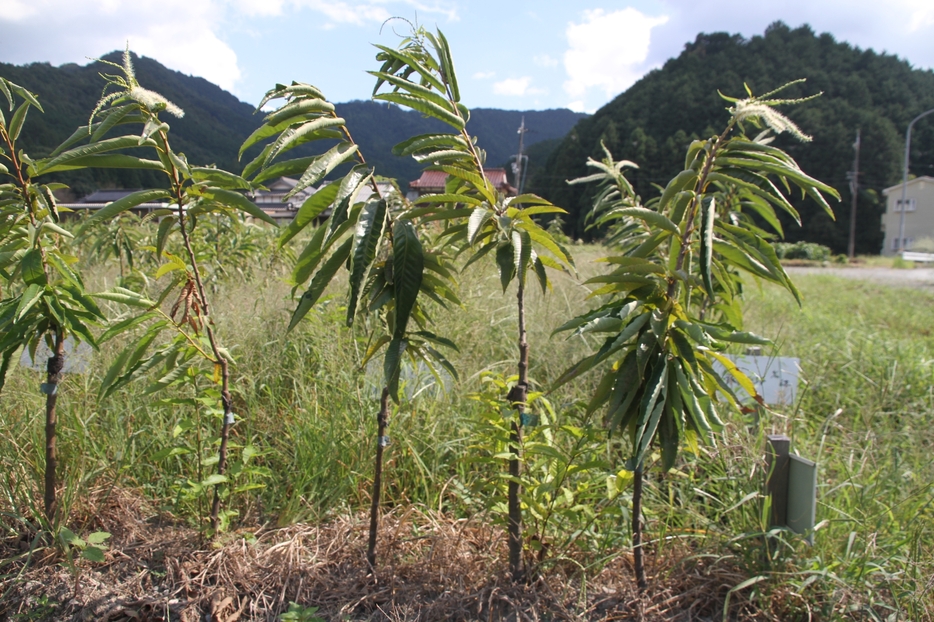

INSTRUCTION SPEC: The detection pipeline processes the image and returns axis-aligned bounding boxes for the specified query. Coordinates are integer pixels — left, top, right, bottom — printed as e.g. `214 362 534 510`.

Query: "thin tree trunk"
166 166 233 535
43 329 65 523
632 463 647 591
507 279 529 582
209 380 233 533
367 387 390 570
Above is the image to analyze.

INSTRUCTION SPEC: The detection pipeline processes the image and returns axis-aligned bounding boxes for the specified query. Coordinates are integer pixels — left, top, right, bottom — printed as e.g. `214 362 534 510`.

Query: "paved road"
786 266 934 289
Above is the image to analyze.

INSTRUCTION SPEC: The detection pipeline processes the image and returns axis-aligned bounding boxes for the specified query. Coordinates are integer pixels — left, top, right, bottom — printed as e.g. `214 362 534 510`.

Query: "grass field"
1 244 932 620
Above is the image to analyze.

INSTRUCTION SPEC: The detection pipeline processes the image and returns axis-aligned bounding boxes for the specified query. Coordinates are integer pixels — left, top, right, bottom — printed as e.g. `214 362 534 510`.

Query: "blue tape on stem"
40 383 57 396
224 412 235 425
378 435 391 447
520 413 539 427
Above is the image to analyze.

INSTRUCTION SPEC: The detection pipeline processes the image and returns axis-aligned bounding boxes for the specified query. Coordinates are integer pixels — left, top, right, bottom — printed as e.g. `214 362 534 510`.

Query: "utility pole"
847 128 860 260
512 116 528 194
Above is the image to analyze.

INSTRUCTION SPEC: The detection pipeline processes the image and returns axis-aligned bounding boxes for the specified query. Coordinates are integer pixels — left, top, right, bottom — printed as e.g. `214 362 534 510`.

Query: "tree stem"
43 329 65 524
632 463 647 592
162 129 233 533
367 387 391 570
508 278 529 582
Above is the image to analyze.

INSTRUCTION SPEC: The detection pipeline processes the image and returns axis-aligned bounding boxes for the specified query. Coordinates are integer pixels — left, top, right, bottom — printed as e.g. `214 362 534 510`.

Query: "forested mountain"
534 22 934 254
0 53 583 198
331 101 584 185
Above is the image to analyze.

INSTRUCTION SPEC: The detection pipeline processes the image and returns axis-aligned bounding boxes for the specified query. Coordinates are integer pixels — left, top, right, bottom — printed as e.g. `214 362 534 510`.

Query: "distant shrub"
774 241 832 261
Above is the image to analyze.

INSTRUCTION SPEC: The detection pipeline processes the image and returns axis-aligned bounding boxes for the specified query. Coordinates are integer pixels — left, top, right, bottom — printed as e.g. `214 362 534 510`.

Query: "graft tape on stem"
40 383 58 396
224 412 236 425
378 435 391 447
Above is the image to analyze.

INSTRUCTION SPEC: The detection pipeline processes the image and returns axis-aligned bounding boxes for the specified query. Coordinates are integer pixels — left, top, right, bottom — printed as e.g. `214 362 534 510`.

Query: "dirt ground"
1 489 807 622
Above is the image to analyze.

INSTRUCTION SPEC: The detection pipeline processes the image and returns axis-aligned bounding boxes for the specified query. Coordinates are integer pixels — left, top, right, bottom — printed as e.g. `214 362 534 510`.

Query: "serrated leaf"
201 474 228 487
86 189 172 225
14 283 43 322
700 197 715 297
81 547 105 563
202 187 277 225
347 199 387 325
288 237 352 331
392 219 424 338
495 243 514 293
278 182 340 247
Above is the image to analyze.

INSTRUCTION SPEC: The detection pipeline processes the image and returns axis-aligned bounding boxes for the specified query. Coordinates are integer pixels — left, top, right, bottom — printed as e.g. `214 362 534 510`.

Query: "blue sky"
1 0 933 113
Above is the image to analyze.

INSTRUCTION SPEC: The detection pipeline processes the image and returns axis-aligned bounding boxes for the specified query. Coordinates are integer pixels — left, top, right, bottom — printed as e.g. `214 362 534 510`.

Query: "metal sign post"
766 435 817 544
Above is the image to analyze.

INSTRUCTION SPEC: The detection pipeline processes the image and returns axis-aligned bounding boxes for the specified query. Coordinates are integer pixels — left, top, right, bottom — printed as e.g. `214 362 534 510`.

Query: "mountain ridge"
534 22 934 254
0 52 585 197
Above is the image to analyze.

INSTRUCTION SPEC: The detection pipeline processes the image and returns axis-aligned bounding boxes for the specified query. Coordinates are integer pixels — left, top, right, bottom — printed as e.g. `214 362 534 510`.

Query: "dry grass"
1 488 794 622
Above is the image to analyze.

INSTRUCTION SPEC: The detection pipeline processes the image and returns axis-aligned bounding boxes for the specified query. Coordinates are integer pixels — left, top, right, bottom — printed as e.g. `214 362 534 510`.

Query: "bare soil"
1 489 800 622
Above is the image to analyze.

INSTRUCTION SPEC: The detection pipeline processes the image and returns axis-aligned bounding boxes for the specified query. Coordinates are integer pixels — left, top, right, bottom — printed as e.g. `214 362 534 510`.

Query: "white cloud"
904 0 934 31
0 0 242 92
533 54 558 68
563 8 669 101
493 76 544 97
566 100 586 113
233 0 457 23
303 0 391 25
473 71 496 79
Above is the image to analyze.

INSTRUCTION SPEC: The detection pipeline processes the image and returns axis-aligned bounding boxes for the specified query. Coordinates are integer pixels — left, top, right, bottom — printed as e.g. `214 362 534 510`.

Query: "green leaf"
283 142 359 199
40 135 157 172
265 117 346 165
513 229 531 285
201 474 228 487
37 154 165 174
190 167 252 190
393 133 469 157
633 359 668 465
81 547 105 563
15 284 44 322
98 312 158 344
392 219 424 338
8 102 29 141
288 237 352 331
383 337 405 402
495 243 514 293
532 256 548 294
21 249 46 285
435 30 461 102
368 71 454 111
374 91 464 129
86 532 111 545
86 189 172 224
92 287 156 309
263 97 335 127
156 215 175 256
202 187 277 226
700 197 715 297
371 45 447 93
90 104 136 143
278 182 340 247
467 206 491 244
347 199 387 325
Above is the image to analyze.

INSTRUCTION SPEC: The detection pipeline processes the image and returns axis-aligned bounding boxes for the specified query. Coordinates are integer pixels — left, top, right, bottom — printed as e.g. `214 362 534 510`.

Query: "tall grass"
1 246 931 618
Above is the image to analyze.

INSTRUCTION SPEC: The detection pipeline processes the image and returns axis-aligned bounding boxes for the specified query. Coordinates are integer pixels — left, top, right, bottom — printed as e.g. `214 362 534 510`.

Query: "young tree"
367 26 573 581
0 77 105 524
242 77 460 569
79 49 278 534
554 82 839 590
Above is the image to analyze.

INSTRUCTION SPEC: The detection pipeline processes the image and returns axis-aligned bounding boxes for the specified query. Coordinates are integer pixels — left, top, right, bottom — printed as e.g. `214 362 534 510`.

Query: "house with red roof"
406 168 516 201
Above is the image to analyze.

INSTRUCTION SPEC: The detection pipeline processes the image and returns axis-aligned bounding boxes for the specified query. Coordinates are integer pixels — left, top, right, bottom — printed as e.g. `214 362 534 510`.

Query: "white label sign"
19 337 92 374
717 355 799 405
